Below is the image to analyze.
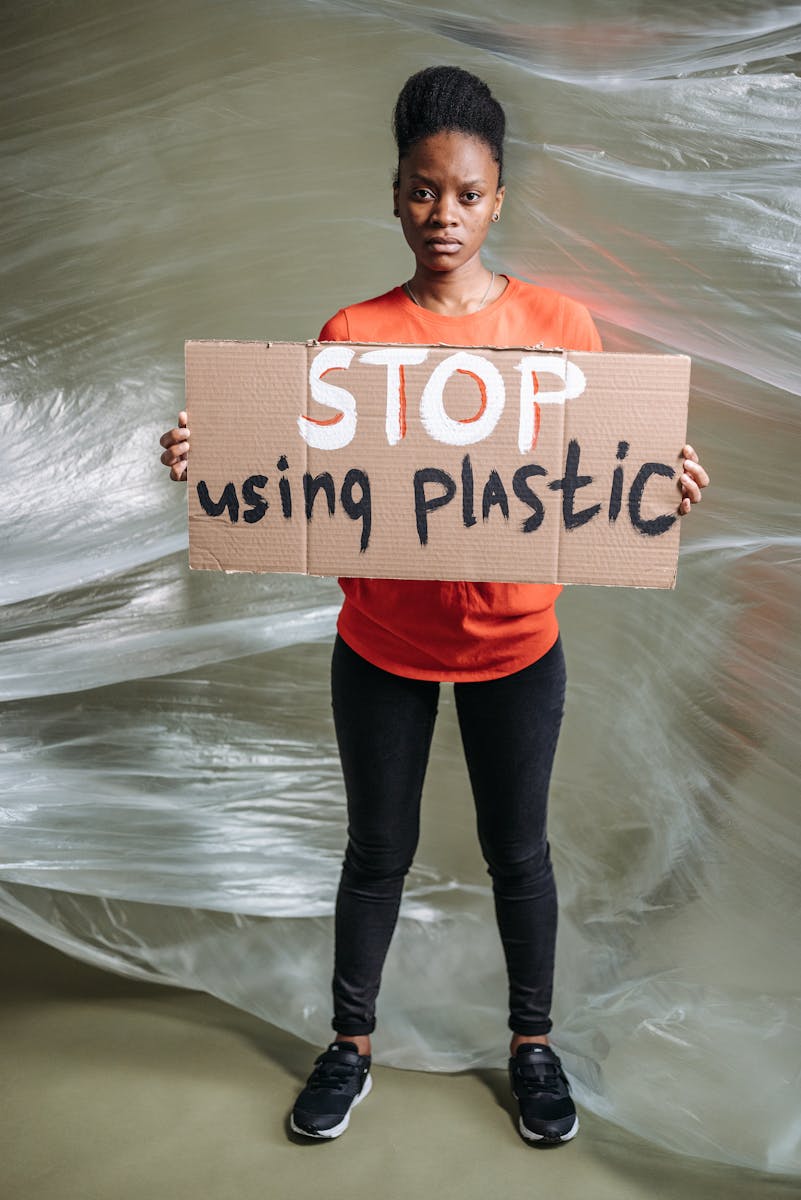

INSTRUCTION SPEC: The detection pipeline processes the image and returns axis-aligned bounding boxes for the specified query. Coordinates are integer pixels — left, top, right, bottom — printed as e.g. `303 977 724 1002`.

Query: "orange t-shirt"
318 275 603 682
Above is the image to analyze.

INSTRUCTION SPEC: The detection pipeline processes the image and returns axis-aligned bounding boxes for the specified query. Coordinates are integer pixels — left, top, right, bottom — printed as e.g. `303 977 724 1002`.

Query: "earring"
492 212 500 222
393 207 399 217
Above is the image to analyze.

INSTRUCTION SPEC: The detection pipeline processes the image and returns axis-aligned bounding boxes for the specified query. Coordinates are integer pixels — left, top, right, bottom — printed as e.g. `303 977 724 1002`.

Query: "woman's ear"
393 183 400 218
493 184 506 222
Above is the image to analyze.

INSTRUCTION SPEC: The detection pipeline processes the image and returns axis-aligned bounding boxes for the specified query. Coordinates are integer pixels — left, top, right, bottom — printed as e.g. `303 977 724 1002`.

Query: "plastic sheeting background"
2 0 800 1175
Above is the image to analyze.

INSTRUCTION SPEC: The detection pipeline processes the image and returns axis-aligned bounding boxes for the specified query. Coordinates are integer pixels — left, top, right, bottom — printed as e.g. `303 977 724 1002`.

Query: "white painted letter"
359 347 429 445
515 354 586 453
419 352 505 446
300 347 357 449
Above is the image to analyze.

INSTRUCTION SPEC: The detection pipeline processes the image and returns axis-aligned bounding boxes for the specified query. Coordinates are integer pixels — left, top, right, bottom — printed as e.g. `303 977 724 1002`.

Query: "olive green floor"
2 919 798 1200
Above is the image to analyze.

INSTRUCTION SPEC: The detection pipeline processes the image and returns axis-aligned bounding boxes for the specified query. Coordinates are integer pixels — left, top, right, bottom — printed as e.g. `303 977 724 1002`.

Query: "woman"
160 65 709 1146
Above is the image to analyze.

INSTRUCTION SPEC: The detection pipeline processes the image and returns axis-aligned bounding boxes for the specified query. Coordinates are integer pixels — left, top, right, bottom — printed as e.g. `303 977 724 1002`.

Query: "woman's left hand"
678 444 710 515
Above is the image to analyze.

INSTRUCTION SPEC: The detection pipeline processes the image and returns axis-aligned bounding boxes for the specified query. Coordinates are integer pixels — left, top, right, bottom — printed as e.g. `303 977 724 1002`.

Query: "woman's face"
394 130 504 275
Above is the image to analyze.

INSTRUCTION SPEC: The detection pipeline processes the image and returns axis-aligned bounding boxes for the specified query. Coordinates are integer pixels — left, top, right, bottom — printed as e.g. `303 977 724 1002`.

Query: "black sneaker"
290 1041 372 1139
509 1043 579 1144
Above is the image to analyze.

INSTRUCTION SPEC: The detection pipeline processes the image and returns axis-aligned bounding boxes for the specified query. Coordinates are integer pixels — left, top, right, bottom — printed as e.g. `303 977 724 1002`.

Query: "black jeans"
330 632 566 1038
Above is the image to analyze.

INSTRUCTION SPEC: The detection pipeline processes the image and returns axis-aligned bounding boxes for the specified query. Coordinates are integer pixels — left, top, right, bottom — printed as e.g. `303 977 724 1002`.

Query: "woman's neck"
405 263 504 315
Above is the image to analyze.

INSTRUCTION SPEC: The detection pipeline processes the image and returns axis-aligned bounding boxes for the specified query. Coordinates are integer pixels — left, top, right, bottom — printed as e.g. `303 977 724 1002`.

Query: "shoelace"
308 1057 363 1094
513 1059 565 1096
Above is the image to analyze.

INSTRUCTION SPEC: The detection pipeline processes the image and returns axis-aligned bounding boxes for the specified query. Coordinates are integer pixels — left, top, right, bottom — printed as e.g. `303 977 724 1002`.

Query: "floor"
2 918 798 1200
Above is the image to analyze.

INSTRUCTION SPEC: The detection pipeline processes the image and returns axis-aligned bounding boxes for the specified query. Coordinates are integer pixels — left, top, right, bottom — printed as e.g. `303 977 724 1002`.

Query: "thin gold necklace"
404 271 495 313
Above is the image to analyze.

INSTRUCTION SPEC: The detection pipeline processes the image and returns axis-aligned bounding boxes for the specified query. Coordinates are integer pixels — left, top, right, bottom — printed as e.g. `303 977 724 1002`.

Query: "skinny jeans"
330 632 566 1038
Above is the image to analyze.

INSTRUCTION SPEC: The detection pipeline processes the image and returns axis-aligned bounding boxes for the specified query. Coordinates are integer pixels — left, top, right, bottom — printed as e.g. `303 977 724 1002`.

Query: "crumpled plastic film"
1 0 799 1175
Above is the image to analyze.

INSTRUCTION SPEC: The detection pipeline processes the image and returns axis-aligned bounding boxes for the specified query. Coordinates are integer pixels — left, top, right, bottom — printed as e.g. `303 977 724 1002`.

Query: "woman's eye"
412 188 434 200
463 191 481 202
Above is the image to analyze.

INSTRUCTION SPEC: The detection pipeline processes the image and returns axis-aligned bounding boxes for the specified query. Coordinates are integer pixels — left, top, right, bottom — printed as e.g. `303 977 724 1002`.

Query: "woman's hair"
392 65 506 186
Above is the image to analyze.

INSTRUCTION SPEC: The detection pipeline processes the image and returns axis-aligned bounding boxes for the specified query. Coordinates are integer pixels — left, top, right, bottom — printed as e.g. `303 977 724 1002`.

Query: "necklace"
404 271 495 313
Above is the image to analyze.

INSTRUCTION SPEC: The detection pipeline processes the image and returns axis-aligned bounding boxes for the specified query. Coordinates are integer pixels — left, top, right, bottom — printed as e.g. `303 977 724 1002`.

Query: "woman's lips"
427 238 461 253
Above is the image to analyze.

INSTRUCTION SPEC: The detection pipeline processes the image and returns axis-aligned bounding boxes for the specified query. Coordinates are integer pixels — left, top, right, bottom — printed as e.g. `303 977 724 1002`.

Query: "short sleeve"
555 294 603 352
317 309 350 342
574 301 603 352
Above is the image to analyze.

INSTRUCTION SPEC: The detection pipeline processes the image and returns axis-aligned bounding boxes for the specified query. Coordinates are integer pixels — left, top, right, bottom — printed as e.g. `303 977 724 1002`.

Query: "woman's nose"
430 194 458 225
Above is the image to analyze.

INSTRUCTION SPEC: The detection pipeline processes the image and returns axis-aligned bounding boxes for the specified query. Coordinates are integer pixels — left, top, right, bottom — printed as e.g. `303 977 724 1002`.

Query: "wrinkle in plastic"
1 0 800 1175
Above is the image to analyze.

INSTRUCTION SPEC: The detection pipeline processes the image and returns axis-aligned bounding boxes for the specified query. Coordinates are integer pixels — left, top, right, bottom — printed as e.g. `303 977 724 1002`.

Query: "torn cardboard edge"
186 339 690 589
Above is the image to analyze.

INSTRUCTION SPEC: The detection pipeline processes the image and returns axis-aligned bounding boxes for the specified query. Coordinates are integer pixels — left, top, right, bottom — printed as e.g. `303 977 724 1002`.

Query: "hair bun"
392 65 506 185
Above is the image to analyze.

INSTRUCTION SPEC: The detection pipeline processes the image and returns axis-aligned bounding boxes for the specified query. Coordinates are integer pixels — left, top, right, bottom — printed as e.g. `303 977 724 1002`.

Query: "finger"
680 472 702 504
170 459 188 482
683 459 709 489
169 439 189 458
161 444 188 467
160 426 191 448
178 411 188 427
681 443 699 463
679 495 691 515
165 422 190 441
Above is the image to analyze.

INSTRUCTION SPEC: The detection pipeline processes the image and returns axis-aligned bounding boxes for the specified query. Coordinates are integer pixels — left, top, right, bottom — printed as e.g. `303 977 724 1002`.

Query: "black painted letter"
413 468 456 546
242 474 269 524
276 456 292 518
303 472 336 520
340 468 372 552
461 454 477 528
197 480 239 523
512 464 547 533
608 440 629 523
482 470 509 521
548 439 601 530
628 463 677 536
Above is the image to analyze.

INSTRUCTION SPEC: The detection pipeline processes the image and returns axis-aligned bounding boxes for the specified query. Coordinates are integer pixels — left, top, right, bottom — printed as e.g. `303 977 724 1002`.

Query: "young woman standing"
160 65 709 1147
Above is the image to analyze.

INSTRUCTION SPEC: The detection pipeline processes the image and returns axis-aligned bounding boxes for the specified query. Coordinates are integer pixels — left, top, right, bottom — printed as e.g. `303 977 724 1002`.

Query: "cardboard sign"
186 340 690 588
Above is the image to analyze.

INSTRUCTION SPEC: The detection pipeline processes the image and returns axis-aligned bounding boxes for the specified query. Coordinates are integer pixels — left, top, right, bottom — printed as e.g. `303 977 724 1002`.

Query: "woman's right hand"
159 411 190 481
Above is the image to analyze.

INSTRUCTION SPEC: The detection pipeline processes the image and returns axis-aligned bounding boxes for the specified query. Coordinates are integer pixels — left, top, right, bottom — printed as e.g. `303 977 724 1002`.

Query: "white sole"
518 1113 579 1143
290 1071 373 1140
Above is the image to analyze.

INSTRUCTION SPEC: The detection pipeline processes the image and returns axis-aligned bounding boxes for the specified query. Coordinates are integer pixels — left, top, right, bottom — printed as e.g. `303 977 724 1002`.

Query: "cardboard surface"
186 340 690 588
